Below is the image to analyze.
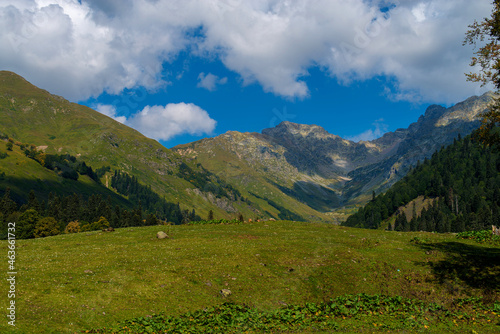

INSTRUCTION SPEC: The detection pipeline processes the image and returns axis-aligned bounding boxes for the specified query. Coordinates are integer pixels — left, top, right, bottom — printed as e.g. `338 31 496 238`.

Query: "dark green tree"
18 209 39 239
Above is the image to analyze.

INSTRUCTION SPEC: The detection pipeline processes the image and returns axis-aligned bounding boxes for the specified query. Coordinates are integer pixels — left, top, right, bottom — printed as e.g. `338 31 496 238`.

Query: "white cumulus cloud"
126 103 217 141
93 102 216 141
0 0 493 103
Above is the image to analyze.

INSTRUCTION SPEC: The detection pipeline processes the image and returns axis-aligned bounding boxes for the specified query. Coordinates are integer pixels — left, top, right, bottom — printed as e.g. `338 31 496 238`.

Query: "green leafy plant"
456 230 500 244
188 218 244 225
90 293 500 333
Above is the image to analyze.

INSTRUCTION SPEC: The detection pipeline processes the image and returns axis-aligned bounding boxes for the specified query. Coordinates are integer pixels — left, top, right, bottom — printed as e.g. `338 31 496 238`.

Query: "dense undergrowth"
456 230 500 244
90 293 500 333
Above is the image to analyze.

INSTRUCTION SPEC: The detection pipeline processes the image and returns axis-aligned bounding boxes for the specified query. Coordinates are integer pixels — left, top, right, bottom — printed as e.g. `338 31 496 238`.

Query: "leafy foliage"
90 293 500 333
34 216 60 238
64 220 80 234
463 2 500 147
188 218 244 225
43 153 101 183
18 140 102 183
0 189 170 239
81 216 109 232
456 230 500 244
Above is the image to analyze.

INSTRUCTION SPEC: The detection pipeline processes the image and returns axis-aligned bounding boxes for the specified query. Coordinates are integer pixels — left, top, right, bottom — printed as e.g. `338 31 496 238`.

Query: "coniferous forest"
0 169 203 239
343 134 500 232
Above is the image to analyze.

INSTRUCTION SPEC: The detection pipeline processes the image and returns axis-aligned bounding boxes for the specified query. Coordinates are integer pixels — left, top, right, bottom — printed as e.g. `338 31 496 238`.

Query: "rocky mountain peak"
436 91 494 127
262 121 335 140
423 104 447 119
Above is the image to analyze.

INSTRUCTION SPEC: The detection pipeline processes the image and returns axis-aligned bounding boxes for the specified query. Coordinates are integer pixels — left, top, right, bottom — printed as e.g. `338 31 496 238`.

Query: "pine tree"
27 190 41 213
0 188 18 216
18 209 39 239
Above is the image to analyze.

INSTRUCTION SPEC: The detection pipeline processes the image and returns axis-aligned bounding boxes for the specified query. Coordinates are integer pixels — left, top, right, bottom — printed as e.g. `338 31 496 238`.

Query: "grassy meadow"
1 220 499 333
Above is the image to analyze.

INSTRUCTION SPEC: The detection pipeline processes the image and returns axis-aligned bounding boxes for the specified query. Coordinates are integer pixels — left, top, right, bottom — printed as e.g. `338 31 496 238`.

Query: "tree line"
344 134 500 232
0 168 209 239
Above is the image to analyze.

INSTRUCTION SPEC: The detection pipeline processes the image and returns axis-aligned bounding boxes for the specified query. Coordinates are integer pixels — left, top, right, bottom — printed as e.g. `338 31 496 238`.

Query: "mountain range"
0 71 493 222
173 92 492 220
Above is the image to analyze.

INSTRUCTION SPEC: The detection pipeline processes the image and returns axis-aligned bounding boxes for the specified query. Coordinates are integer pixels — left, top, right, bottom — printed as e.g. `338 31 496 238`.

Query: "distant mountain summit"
175 92 494 217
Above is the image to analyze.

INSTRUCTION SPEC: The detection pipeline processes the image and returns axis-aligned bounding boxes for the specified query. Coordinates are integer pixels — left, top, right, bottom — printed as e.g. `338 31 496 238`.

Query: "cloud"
347 119 389 142
94 103 127 124
129 103 217 141
0 0 493 103
94 102 216 141
197 72 228 91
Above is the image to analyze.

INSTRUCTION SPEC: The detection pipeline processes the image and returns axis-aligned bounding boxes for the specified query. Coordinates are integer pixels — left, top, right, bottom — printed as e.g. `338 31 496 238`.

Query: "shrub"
81 217 110 232
65 221 81 234
34 217 60 238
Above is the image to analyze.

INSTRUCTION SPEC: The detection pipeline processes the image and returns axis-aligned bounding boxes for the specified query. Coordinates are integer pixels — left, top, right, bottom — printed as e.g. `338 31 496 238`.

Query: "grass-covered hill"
0 221 498 333
173 131 337 223
343 134 500 232
0 71 267 221
0 137 130 207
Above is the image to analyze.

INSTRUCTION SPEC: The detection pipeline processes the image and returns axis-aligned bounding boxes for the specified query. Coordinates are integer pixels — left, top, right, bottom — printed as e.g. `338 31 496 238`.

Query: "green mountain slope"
0 71 257 220
343 134 500 231
174 131 335 222
0 140 130 207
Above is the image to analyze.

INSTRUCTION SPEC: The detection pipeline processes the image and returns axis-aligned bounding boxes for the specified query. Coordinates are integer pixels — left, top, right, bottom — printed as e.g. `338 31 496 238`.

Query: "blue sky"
0 0 493 148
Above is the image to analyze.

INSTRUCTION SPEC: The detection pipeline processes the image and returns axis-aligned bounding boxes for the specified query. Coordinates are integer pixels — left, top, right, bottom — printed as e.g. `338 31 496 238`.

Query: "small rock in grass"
220 289 232 298
157 231 169 239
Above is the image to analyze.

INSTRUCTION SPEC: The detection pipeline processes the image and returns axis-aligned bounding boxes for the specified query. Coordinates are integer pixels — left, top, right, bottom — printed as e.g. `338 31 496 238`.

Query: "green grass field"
1 221 499 333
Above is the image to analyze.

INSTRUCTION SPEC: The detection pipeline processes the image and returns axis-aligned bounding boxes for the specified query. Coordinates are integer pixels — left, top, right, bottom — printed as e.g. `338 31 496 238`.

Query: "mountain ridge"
174 91 494 217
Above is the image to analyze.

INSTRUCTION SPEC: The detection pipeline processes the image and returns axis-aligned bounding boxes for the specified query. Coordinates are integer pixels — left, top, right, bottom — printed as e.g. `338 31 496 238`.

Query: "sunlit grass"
0 221 498 333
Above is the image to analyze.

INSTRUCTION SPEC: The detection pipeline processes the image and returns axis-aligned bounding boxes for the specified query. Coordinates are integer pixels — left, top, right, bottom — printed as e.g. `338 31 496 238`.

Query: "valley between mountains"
172 91 493 221
0 71 494 223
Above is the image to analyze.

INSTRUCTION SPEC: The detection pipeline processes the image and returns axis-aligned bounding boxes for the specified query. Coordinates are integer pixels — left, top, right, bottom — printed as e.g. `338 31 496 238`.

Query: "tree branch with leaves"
464 0 500 146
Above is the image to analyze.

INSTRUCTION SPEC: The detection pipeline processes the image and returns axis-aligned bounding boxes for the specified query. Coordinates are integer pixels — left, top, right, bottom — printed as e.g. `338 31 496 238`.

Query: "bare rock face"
156 231 169 239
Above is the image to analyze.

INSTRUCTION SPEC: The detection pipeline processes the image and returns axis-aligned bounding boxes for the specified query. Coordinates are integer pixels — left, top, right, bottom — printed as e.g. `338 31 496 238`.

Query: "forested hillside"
343 133 500 232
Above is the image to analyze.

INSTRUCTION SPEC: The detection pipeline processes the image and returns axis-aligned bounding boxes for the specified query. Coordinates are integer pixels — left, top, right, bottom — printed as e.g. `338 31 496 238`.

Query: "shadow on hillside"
416 241 500 294
269 180 341 212
0 175 130 206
